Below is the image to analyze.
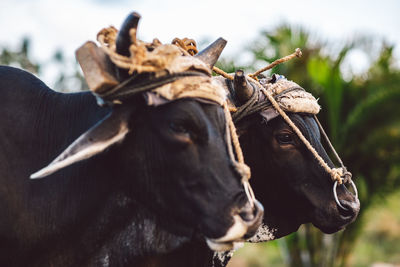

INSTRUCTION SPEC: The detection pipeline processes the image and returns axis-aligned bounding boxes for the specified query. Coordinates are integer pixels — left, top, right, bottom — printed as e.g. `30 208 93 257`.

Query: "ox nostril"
242 200 264 239
334 182 360 218
238 204 255 222
238 200 264 223
338 199 360 217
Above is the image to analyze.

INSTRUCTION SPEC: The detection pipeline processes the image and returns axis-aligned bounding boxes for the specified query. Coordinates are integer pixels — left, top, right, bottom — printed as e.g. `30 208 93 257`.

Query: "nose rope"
261 87 346 185
223 102 256 207
313 115 352 183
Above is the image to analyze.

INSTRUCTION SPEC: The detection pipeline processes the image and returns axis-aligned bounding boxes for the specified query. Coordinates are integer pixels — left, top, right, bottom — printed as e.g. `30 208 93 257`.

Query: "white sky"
1 0 399 86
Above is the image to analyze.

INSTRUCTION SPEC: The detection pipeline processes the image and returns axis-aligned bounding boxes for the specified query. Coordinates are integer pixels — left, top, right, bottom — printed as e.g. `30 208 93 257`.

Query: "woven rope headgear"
95 24 255 205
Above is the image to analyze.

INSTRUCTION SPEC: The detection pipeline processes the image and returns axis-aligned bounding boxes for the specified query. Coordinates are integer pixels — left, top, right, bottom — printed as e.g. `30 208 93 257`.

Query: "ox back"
0 66 193 266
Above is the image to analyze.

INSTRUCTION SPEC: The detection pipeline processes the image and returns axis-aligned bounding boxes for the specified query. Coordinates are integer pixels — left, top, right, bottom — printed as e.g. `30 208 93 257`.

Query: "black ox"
211 72 361 266
0 14 263 266
228 72 360 239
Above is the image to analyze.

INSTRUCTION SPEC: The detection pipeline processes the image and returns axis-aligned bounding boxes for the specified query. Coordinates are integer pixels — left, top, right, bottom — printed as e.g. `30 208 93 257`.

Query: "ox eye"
169 122 193 144
169 122 189 134
276 133 294 145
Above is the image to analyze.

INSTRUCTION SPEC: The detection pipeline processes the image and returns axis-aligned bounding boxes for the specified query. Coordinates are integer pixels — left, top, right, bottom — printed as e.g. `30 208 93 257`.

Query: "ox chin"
313 223 346 234
204 214 248 251
206 239 244 251
312 207 359 234
205 200 264 251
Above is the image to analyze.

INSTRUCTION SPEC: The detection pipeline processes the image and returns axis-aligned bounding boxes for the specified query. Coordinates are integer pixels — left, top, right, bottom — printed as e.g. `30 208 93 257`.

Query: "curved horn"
234 70 254 104
30 108 132 179
195 37 227 68
116 12 141 56
116 12 141 81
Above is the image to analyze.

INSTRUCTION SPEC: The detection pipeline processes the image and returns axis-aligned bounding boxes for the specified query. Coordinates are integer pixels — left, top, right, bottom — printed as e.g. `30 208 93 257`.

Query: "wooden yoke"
75 41 119 94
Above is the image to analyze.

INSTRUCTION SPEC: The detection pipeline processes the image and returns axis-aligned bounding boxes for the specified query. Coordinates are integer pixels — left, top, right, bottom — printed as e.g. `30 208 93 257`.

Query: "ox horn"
234 70 254 104
30 107 132 179
195 37 227 68
115 12 141 81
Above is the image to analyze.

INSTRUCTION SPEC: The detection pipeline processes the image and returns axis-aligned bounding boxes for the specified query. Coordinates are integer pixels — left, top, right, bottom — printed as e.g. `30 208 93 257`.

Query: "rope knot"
172 38 198 56
97 26 118 47
331 168 343 184
342 169 352 184
295 48 302 58
331 167 353 185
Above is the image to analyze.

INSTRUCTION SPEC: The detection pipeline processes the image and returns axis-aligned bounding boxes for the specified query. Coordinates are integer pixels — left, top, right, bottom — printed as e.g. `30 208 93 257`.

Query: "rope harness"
250 76 357 209
174 39 358 209
95 28 256 207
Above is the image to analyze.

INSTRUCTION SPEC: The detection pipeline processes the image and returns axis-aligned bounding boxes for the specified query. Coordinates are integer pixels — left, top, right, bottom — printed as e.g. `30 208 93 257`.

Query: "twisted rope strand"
249 48 302 79
223 102 255 206
213 66 234 80
313 115 345 167
171 38 198 56
313 115 352 183
172 38 254 191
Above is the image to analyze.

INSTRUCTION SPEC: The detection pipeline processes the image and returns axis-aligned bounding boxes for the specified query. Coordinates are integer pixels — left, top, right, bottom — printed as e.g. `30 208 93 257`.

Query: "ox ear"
30 107 132 179
195 37 227 68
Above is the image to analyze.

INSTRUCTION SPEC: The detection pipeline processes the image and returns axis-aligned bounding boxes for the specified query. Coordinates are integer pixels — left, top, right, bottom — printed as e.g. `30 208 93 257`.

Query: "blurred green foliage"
0 38 88 92
1 25 399 267
0 38 40 74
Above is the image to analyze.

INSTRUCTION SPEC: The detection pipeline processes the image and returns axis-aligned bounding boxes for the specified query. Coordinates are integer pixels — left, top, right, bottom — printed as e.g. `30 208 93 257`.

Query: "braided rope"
313 115 352 183
171 38 198 56
97 27 193 75
213 66 234 80
224 102 245 165
249 48 302 79
223 102 255 206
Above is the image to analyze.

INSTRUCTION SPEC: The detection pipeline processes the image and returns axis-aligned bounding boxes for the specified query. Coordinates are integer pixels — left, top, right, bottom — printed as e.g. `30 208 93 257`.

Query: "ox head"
30 12 263 251
218 72 360 240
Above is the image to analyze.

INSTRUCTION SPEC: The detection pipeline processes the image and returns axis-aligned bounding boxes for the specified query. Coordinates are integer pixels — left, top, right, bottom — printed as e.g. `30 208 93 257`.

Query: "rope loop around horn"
172 38 198 56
